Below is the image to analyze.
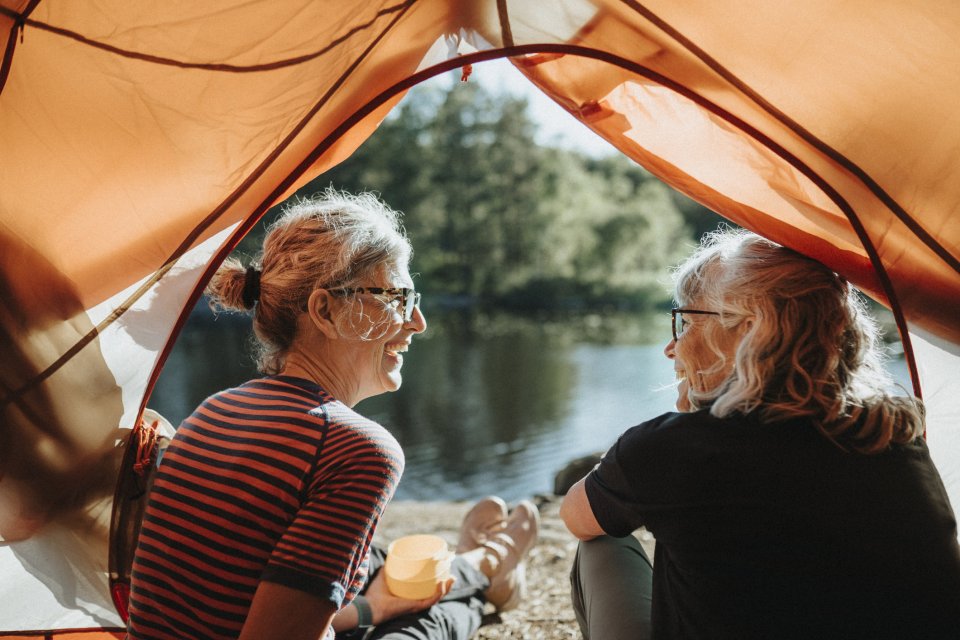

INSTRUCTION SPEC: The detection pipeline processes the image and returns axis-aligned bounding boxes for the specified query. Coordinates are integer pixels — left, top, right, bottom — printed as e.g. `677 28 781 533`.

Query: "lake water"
149 305 910 501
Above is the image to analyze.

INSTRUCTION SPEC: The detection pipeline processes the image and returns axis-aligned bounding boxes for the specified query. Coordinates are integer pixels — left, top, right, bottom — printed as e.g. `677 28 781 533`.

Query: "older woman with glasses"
126 190 538 640
561 229 960 639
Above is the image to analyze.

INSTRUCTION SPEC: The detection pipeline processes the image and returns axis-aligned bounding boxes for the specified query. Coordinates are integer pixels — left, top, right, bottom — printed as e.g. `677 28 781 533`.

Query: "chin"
675 379 692 412
378 373 402 394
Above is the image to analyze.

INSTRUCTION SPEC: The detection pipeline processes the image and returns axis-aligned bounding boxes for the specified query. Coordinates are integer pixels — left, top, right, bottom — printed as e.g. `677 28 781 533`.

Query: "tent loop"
9 0 40 44
0 0 41 95
132 418 162 477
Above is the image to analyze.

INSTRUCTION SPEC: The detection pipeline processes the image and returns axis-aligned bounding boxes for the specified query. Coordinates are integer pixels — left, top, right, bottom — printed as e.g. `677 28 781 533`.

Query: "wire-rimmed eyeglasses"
671 308 720 341
329 287 421 322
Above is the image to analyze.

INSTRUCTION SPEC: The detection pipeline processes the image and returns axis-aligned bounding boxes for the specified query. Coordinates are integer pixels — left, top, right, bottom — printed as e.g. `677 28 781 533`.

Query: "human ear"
735 317 754 341
306 289 340 339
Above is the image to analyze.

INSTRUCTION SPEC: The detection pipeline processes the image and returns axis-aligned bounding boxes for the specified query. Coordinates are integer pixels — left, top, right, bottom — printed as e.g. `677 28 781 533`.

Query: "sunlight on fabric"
607 81 857 252
914 331 960 540
0 226 238 632
86 225 239 428
0 525 121 631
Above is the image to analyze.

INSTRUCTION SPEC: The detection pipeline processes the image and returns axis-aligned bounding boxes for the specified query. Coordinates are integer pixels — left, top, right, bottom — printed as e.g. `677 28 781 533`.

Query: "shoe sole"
456 496 509 553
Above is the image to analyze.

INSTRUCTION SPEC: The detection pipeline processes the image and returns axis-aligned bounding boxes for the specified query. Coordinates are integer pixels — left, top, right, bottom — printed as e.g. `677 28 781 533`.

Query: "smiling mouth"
384 342 409 357
675 368 686 382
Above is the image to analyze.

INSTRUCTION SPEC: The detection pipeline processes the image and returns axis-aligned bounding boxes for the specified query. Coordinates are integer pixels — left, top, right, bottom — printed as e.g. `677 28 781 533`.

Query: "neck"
281 348 362 407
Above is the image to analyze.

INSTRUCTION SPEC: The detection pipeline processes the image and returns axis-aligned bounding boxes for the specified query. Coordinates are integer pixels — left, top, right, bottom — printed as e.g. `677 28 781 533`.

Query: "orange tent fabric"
2 0 958 633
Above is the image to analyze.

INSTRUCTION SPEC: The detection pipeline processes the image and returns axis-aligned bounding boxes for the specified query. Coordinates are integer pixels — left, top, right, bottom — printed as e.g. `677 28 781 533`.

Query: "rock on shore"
374 495 655 639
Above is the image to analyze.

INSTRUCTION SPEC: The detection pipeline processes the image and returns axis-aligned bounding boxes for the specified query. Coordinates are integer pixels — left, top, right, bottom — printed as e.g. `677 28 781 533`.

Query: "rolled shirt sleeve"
263 407 404 607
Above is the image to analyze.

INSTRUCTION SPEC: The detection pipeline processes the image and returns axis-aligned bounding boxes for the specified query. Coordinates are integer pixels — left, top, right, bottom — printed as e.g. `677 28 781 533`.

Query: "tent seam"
0 0 418 410
141 44 928 411
0 42 926 413
0 1 413 72
619 0 960 276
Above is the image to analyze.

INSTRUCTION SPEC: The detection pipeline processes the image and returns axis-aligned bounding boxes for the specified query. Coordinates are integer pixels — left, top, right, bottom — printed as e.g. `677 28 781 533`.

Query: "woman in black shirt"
560 229 960 639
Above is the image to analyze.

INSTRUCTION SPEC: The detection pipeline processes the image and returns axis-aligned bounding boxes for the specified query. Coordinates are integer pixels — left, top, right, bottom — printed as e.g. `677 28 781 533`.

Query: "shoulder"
323 402 401 449
200 376 336 421
607 410 762 469
617 409 738 446
176 377 335 446
320 402 405 471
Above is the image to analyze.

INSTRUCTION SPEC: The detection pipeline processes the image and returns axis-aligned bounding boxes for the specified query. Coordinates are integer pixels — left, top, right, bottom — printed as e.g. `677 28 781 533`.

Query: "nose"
405 304 427 334
664 337 676 360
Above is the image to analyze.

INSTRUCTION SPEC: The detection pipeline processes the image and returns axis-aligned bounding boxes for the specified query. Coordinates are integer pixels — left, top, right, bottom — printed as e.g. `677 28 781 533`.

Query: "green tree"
259 77 695 309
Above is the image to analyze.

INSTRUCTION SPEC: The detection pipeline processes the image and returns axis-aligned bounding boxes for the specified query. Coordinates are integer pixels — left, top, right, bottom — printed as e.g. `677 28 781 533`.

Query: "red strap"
111 582 130 623
132 419 160 476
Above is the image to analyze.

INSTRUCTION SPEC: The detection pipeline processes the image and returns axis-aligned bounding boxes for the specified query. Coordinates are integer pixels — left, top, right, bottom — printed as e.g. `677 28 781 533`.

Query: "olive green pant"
570 535 654 640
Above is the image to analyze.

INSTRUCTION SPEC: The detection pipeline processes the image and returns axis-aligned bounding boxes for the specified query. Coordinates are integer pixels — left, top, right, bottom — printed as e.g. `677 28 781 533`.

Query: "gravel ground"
373 496 656 639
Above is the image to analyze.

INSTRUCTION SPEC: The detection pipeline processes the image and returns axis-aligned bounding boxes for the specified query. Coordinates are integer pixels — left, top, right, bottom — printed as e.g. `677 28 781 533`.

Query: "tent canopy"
1 0 958 634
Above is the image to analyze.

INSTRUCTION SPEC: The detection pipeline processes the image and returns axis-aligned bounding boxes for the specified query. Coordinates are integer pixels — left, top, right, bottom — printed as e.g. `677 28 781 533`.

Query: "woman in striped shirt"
127 191 536 640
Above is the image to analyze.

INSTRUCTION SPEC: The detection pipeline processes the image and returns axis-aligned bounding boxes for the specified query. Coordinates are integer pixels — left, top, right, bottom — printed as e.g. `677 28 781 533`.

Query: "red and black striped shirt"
127 375 404 639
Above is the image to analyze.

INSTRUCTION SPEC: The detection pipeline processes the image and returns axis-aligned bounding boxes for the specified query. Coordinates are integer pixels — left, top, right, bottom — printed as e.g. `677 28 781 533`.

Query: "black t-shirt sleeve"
585 411 721 538
584 445 642 536
585 416 674 537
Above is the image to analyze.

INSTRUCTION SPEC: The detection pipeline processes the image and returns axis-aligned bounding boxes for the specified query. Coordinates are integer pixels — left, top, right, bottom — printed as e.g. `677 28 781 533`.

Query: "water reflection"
149 305 910 501
150 306 680 500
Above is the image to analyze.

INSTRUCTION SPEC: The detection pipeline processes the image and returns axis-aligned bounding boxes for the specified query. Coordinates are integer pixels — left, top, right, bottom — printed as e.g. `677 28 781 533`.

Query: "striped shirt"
127 375 404 639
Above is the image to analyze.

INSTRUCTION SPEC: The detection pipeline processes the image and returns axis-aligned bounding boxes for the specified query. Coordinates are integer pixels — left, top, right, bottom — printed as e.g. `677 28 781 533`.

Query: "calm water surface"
149 305 909 501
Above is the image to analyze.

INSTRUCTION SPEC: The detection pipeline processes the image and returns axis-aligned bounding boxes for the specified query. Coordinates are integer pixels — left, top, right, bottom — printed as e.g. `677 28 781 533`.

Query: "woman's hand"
363 568 455 625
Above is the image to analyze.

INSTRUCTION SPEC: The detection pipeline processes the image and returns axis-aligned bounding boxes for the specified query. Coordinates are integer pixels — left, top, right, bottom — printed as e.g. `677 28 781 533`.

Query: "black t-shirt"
585 409 960 640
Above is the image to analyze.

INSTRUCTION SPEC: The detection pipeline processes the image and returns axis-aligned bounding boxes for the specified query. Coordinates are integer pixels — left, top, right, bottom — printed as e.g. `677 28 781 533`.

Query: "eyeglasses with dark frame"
329 287 422 322
671 308 721 341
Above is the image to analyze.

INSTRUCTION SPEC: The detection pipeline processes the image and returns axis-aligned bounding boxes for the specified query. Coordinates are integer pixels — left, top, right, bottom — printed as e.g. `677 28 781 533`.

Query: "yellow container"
384 534 453 599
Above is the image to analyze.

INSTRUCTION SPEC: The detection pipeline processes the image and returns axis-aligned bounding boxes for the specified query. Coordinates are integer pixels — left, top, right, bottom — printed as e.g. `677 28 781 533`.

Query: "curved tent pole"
0 5 933 414
0 39 928 427
137 44 927 429
0 7 951 635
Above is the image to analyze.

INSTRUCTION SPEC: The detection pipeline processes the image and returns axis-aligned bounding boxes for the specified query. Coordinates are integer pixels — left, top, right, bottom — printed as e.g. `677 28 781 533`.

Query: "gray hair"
673 228 923 454
206 189 412 373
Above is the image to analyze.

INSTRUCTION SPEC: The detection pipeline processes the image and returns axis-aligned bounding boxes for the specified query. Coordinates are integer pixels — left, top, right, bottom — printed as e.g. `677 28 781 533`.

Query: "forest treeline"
243 77 724 310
